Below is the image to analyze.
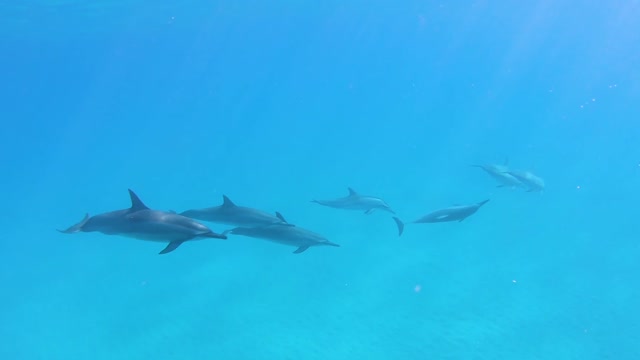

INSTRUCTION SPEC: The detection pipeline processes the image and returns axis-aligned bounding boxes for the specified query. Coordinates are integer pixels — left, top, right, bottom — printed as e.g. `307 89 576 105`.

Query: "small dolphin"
471 158 523 188
392 199 490 236
223 224 340 254
58 189 227 254
312 187 395 214
180 195 292 227
504 170 545 192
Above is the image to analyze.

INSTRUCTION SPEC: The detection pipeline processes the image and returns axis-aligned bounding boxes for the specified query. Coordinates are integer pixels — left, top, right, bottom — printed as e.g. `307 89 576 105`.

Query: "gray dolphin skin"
471 158 523 188
392 199 490 236
179 195 291 227
312 187 395 214
223 224 340 254
504 170 545 192
58 189 228 254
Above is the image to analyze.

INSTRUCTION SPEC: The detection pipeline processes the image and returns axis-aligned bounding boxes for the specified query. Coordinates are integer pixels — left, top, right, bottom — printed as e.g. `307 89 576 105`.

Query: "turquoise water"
1 1 639 359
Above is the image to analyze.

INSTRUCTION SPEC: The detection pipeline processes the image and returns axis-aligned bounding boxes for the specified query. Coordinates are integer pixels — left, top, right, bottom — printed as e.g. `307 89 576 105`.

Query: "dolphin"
504 170 545 192
58 189 228 254
392 199 490 236
311 187 395 214
223 224 340 254
471 158 523 188
179 195 292 228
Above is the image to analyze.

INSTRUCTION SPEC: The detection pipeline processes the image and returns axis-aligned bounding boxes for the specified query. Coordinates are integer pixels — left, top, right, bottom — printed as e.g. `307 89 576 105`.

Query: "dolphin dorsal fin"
347 187 358 196
128 189 149 211
275 211 288 223
222 195 236 207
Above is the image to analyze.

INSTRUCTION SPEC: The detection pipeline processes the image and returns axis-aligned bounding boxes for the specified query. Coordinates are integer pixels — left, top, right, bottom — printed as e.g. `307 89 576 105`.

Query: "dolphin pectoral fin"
57 213 90 234
159 240 184 254
364 209 375 215
293 246 310 254
202 231 227 240
392 217 405 236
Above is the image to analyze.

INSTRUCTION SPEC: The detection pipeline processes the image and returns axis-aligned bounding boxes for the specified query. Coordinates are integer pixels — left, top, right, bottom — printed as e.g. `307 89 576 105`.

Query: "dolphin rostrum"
392 199 490 236
311 187 395 214
471 158 523 188
180 195 292 228
58 189 227 254
504 170 545 192
223 224 340 254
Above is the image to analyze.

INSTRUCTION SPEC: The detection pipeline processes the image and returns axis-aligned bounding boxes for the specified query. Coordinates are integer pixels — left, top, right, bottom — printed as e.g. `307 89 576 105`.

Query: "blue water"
1 1 639 359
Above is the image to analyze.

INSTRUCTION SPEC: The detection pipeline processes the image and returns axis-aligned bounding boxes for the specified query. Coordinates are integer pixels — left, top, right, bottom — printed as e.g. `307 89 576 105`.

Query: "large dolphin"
392 199 490 236
179 195 292 227
223 224 340 254
58 189 228 254
311 187 395 214
504 170 545 192
471 158 523 188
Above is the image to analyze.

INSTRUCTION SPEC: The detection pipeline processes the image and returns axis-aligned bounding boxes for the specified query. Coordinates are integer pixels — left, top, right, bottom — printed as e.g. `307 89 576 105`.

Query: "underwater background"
1 1 640 359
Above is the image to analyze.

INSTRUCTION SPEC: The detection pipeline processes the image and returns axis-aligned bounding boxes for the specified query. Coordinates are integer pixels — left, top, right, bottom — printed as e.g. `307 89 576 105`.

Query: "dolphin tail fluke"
159 240 184 254
57 213 90 234
392 217 405 236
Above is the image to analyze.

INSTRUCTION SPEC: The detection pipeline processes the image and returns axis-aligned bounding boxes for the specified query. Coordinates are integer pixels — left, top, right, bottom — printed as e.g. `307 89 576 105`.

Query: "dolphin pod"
471 159 545 192
58 161 544 254
470 158 523 189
